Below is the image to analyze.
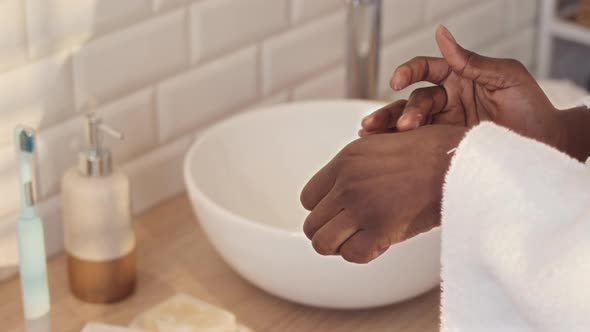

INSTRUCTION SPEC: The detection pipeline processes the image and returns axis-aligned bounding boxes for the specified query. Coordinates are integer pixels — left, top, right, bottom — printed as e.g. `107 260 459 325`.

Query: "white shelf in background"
537 0 590 78
551 17 590 46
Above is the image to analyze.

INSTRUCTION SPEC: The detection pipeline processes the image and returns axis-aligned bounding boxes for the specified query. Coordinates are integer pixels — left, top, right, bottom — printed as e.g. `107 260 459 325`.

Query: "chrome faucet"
347 0 381 100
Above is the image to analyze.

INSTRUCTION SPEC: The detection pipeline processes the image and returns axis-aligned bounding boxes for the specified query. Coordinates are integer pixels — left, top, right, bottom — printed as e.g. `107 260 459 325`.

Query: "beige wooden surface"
0 195 440 332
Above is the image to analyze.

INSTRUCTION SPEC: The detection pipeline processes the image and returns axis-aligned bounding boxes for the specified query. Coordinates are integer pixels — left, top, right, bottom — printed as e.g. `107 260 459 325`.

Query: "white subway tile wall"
0 0 539 270
0 146 19 220
190 0 289 62
73 9 188 107
425 0 473 20
99 88 158 163
484 27 537 68
0 0 27 72
292 65 345 101
36 114 86 199
506 0 538 32
26 0 151 57
157 46 258 142
290 0 343 24
122 134 194 215
0 51 74 147
382 0 426 41
153 0 186 12
442 1 506 52
262 10 346 94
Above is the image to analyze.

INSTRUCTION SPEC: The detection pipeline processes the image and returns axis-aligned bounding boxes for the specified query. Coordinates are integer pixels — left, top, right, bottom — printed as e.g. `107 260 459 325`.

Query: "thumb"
435 25 520 89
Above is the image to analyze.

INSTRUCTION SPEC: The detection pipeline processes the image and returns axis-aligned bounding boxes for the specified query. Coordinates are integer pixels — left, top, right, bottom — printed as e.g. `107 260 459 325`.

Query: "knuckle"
312 236 336 256
300 191 314 211
410 56 425 64
505 58 526 72
334 144 363 173
333 153 349 171
340 184 353 201
340 231 389 264
302 221 316 240
408 88 427 101
377 237 392 253
335 181 359 203
394 99 409 108
341 242 372 264
342 139 363 156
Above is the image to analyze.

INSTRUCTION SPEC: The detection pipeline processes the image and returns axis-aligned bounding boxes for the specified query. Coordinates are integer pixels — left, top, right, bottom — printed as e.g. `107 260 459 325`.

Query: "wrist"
554 105 590 161
552 108 571 155
438 126 468 183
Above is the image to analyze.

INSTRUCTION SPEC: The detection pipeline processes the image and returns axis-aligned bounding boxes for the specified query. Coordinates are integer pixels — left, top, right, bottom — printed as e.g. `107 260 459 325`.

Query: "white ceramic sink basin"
183 100 441 309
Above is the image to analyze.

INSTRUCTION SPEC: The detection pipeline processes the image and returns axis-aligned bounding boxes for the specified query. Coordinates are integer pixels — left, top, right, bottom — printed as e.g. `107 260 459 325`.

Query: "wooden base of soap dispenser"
67 250 136 304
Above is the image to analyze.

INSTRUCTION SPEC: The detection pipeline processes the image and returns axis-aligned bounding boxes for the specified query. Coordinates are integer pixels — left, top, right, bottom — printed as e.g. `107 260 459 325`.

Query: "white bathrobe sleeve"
441 122 590 332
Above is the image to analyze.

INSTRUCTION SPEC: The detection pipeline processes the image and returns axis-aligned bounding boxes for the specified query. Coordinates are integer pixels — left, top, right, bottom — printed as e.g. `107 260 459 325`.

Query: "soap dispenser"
61 112 136 303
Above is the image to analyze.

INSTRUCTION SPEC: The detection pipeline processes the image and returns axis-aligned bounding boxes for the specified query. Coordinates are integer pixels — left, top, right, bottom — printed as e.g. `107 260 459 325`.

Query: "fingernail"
439 25 456 43
391 73 407 91
399 113 409 124
414 114 423 129
372 246 389 260
392 78 403 91
362 115 372 126
399 113 421 130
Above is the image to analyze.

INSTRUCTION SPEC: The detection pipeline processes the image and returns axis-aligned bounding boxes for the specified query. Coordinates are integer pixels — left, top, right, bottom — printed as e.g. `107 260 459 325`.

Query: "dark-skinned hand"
301 25 565 264
359 25 562 150
301 125 466 264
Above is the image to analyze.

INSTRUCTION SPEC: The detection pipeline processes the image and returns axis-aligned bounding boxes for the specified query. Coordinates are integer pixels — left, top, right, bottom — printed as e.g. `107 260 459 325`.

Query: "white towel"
441 123 590 332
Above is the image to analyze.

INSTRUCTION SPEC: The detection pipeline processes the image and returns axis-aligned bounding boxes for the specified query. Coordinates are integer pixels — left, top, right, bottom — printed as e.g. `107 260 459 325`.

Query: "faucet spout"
346 0 381 100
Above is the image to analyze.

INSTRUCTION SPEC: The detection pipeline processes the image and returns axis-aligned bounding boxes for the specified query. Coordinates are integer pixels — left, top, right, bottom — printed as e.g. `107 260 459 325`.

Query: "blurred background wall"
0 0 540 279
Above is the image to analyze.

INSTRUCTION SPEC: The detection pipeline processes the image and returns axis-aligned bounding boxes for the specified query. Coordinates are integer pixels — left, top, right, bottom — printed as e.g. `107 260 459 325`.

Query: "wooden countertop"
0 195 440 332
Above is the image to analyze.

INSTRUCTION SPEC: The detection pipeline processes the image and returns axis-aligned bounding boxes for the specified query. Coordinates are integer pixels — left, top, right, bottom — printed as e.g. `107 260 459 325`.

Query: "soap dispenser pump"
61 112 136 303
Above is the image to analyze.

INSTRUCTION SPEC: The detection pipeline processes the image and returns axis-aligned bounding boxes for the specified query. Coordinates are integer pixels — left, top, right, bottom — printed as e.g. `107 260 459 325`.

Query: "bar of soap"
130 293 238 332
82 322 146 332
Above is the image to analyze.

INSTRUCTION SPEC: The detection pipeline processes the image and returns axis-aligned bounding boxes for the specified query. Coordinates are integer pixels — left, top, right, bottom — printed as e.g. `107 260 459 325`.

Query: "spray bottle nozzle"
85 112 124 153
79 101 125 177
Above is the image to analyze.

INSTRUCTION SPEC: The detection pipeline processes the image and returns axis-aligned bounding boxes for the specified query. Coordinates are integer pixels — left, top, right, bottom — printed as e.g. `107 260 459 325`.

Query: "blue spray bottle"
15 126 51 332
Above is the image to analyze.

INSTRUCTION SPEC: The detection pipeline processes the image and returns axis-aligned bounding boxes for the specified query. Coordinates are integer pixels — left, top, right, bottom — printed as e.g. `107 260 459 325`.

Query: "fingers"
300 162 336 211
339 230 390 264
435 25 525 89
390 56 451 91
359 100 407 137
397 86 448 131
359 85 448 135
310 210 359 255
303 188 342 240
309 210 391 264
388 25 527 94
